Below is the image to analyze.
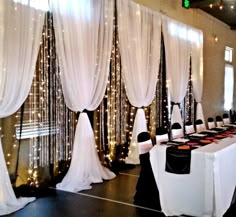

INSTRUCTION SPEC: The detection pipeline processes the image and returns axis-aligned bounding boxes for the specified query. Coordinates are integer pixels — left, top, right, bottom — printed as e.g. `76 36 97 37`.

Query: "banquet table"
149 136 236 217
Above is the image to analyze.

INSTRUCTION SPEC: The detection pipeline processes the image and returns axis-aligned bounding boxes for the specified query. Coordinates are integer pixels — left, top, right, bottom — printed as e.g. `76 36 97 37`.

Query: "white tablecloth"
150 136 236 217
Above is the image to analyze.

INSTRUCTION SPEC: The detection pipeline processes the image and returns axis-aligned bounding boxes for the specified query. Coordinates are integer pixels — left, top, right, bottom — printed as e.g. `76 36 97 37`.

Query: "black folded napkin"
200 131 217 136
165 146 193 174
211 127 225 132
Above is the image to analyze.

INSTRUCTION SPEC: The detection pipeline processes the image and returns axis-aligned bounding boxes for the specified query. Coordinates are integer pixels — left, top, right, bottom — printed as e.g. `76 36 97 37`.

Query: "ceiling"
188 0 236 30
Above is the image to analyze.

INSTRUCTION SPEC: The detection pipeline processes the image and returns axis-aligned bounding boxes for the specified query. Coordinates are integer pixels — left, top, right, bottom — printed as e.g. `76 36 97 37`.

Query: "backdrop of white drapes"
191 29 205 122
0 0 205 205
52 0 116 192
0 0 45 215
162 16 191 128
117 0 161 164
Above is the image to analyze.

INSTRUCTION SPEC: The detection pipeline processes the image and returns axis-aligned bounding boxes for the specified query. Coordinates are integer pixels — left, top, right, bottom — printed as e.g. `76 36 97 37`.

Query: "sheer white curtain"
162 16 191 127
191 29 205 122
117 0 161 164
52 0 116 192
0 0 45 215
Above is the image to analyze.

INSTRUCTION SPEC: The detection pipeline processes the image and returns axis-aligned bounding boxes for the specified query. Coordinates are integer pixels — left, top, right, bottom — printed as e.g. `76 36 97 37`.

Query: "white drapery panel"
52 0 115 192
191 29 205 122
117 0 161 164
162 16 191 127
0 0 45 215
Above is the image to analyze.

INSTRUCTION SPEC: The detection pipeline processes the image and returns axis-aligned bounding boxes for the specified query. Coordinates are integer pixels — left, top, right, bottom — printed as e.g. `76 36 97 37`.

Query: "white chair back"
172 128 184 139
223 118 230 125
216 121 224 127
208 121 216 129
195 119 206 133
196 123 206 133
185 125 195 135
138 139 153 154
156 134 169 145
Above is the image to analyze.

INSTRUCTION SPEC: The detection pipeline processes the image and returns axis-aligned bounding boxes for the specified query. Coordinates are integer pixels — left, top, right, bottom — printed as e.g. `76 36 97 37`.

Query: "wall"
134 0 236 121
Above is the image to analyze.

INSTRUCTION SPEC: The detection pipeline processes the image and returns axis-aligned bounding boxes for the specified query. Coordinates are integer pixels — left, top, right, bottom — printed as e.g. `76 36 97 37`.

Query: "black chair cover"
223 113 229 119
185 121 193 126
208 117 214 122
171 122 182 129
156 127 168 135
134 152 161 209
137 132 150 143
216 116 223 122
195 119 203 125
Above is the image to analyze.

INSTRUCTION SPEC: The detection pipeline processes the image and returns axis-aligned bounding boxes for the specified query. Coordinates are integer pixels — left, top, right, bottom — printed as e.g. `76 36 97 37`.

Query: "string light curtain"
51 0 116 192
0 0 45 215
94 33 169 164
191 29 205 122
145 35 170 137
154 35 169 131
117 0 161 164
94 14 136 163
13 12 77 187
162 16 191 128
182 58 195 125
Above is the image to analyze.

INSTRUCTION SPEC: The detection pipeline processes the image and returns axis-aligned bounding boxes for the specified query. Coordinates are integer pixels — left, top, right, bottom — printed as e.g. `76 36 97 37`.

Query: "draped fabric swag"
52 0 116 192
0 0 205 201
0 0 45 215
191 29 205 122
162 16 192 128
117 0 161 164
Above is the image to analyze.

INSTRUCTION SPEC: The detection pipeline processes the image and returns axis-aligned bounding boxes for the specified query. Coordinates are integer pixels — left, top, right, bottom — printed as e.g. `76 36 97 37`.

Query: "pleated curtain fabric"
191 29 205 122
162 16 191 127
117 0 161 164
0 0 45 215
52 0 116 192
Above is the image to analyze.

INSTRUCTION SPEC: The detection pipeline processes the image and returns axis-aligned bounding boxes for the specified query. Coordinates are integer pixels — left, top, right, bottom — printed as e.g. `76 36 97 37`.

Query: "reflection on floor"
3 166 166 217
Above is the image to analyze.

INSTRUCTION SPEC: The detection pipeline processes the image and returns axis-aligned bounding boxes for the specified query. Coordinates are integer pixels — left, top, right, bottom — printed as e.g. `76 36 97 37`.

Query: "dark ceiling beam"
230 25 236 30
189 0 219 8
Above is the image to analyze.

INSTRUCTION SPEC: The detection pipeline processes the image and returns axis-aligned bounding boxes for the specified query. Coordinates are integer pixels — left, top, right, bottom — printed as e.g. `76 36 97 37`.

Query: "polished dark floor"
3 166 165 217
3 165 236 217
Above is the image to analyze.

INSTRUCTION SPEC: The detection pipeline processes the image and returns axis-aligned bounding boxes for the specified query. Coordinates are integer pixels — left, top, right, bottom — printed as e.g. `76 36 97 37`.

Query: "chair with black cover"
134 132 161 209
171 122 184 139
230 110 236 123
207 117 216 129
185 121 195 135
223 113 230 125
216 115 224 127
155 127 169 145
195 119 206 133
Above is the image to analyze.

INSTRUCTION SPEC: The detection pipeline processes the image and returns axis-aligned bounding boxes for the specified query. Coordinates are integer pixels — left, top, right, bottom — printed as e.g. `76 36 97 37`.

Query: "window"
168 22 203 46
225 46 233 63
13 0 49 11
224 47 234 111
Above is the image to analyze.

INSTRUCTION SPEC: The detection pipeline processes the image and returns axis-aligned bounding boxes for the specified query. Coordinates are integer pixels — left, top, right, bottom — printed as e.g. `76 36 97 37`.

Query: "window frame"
224 46 234 111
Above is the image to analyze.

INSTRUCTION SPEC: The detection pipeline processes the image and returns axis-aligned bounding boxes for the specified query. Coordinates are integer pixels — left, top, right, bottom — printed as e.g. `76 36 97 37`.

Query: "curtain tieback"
171 102 180 107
